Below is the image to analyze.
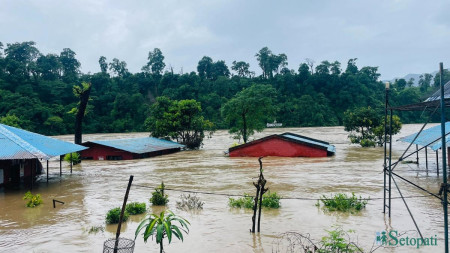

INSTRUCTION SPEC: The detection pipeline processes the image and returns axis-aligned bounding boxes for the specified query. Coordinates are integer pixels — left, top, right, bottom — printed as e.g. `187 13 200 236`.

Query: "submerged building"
229 132 335 157
80 137 185 160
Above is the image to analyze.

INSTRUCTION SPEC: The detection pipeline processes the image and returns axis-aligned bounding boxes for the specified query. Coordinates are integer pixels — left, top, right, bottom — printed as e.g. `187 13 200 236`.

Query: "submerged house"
80 137 185 160
0 124 87 188
229 132 335 157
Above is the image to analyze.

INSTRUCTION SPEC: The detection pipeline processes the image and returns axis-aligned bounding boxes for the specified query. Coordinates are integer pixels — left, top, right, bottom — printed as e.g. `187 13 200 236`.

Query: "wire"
132 184 436 201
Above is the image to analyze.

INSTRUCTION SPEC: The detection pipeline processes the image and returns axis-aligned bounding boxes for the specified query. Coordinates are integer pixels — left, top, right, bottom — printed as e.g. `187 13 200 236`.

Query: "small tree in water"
135 210 190 253
145 97 214 149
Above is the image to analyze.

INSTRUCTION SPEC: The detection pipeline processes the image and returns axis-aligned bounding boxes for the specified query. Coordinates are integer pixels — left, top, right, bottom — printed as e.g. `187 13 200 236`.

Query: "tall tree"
142 48 165 75
255 47 287 78
109 58 128 77
231 61 251 77
73 82 92 144
221 84 277 143
197 56 213 79
99 56 108 73
60 48 80 82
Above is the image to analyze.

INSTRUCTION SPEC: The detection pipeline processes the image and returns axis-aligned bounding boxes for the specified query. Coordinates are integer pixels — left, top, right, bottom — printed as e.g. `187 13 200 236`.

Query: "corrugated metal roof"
425 81 450 102
0 124 87 160
85 137 185 154
281 133 336 153
398 122 450 151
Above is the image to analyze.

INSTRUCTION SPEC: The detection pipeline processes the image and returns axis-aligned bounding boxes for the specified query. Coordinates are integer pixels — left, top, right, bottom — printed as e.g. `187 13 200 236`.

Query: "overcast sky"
1 0 449 80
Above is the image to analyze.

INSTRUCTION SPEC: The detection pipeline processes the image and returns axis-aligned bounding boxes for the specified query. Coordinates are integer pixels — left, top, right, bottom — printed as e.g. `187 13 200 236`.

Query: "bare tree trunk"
74 83 92 145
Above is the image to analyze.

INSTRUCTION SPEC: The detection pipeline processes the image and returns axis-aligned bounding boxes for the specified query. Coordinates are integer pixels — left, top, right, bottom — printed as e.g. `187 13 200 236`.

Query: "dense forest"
0 41 448 136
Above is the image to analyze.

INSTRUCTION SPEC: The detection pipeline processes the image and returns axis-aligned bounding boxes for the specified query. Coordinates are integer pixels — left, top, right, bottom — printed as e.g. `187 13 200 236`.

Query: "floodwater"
0 125 447 253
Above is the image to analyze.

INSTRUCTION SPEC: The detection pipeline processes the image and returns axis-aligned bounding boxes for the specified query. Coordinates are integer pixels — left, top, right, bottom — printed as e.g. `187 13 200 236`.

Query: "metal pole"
70 153 72 174
439 62 448 253
437 150 440 176
46 160 49 183
383 82 389 214
59 155 62 177
416 144 419 164
389 109 393 217
425 147 428 172
114 175 134 253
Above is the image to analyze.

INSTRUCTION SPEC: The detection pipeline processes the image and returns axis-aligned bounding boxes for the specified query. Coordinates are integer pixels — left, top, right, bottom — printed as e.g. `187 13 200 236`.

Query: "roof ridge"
0 124 50 160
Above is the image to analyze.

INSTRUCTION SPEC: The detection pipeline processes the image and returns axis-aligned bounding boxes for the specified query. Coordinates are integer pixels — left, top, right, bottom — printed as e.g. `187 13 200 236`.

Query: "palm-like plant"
135 210 190 253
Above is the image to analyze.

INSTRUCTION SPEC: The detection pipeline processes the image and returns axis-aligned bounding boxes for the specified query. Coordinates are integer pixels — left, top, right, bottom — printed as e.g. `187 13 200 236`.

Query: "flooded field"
0 125 447 252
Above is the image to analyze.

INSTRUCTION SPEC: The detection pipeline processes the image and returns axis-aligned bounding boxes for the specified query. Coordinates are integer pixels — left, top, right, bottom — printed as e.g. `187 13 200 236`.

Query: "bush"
106 207 129 224
360 139 376 147
64 152 81 165
229 191 281 209
125 202 146 215
23 191 43 208
319 226 359 253
176 194 204 210
150 182 169 206
318 193 368 212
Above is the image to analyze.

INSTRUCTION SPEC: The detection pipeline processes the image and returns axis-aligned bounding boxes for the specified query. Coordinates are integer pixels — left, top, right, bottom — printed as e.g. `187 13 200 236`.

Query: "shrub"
23 191 43 208
319 226 359 253
176 194 204 210
318 193 368 212
126 202 146 215
150 182 169 206
229 191 281 209
64 152 81 165
106 207 129 224
360 139 376 147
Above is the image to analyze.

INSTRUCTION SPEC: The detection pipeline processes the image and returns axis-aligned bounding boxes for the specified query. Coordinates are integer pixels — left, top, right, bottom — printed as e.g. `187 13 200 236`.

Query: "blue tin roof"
399 122 450 151
281 133 336 153
0 124 87 160
85 137 185 154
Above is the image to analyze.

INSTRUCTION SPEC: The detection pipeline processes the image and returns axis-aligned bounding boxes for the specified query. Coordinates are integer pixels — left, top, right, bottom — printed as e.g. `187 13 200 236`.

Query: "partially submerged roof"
229 132 335 154
398 122 450 151
83 137 185 154
390 81 450 111
0 123 87 160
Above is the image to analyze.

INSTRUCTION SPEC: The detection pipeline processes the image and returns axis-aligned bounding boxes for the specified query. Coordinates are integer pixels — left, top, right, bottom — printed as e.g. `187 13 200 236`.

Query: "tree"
212 60 230 79
142 48 165 75
433 69 450 87
98 56 108 73
109 58 128 77
145 97 214 149
221 84 277 143
72 82 92 144
197 56 213 79
345 58 358 74
255 47 288 78
419 73 432 92
60 48 80 82
231 61 251 77
135 210 190 253
36 54 62 80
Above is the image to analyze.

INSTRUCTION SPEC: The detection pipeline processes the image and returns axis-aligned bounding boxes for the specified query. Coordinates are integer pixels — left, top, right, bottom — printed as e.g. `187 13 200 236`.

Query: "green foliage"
23 191 43 208
150 182 169 206
105 207 129 224
344 106 402 147
221 84 277 143
64 152 80 165
87 225 104 234
319 227 360 253
125 202 147 215
0 114 22 128
228 191 281 209
135 210 190 253
318 193 368 212
146 97 214 149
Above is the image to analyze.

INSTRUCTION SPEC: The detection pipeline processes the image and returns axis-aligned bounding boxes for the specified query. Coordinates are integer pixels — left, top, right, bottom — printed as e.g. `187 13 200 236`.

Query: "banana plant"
135 210 190 253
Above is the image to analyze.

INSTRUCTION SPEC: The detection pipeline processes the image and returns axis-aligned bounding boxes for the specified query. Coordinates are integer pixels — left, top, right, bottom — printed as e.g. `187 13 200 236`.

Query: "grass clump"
23 191 43 208
125 202 146 215
176 194 204 210
150 182 169 206
318 193 368 212
106 207 129 224
87 225 104 234
229 191 281 209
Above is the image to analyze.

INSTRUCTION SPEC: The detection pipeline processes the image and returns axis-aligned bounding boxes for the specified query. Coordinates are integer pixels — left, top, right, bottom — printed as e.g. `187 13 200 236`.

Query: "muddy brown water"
0 125 447 252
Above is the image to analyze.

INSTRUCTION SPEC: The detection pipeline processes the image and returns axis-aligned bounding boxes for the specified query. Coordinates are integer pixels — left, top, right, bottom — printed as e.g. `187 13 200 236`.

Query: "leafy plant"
229 191 281 209
360 138 376 147
126 202 147 215
150 182 169 206
23 191 43 208
319 226 361 253
64 152 81 165
176 194 204 210
135 210 190 253
318 193 368 213
87 225 104 234
105 207 129 224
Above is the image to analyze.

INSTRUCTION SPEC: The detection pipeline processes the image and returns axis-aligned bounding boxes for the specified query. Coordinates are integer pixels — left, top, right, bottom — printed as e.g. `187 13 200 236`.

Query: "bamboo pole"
114 175 134 253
